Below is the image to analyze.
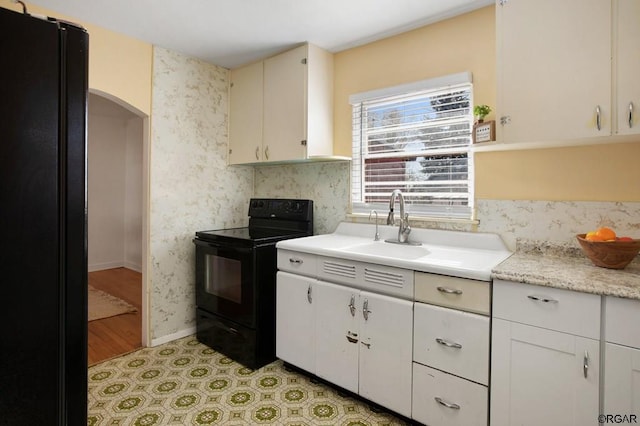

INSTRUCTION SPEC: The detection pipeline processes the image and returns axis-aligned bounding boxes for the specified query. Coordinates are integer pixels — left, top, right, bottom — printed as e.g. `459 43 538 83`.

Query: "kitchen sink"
339 241 430 260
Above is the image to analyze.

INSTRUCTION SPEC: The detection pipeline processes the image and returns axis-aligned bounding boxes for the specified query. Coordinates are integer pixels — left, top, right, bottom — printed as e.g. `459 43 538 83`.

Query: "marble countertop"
492 240 640 300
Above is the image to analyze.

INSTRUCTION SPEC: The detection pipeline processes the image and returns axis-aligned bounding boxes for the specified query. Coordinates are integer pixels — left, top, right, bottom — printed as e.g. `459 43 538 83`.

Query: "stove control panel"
248 198 313 220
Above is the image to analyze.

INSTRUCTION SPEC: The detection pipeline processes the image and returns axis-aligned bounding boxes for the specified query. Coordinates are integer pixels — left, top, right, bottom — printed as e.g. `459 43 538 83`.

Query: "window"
350 72 474 220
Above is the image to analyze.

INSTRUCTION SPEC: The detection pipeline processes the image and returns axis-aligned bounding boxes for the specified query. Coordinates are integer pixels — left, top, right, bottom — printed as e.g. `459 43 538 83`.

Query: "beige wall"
475 141 640 201
333 6 496 157
333 4 640 203
6 3 152 115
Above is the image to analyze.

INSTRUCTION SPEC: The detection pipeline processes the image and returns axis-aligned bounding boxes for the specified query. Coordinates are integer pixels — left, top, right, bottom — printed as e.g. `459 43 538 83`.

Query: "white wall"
88 94 143 272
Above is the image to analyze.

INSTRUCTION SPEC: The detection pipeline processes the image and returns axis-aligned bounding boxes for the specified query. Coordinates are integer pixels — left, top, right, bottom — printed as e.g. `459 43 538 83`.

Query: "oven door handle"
193 238 253 254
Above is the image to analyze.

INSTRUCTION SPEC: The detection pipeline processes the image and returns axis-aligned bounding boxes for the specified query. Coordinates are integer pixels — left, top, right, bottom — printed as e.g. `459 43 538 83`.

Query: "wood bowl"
576 234 640 269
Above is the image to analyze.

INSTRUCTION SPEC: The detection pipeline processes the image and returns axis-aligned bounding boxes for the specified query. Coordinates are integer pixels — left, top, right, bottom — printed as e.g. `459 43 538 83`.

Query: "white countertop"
277 222 513 281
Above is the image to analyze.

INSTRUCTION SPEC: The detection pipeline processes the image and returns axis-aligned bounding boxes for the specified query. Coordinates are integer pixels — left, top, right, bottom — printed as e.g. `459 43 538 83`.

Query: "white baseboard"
150 326 197 347
124 260 142 273
88 261 124 272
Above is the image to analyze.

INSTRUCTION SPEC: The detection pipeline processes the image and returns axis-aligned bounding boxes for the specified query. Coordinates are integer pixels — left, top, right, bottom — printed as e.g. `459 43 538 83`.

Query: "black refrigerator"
0 6 88 425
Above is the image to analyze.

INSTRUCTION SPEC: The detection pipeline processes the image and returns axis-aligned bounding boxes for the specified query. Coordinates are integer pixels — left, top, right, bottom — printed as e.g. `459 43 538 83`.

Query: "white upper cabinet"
496 0 612 143
229 61 264 164
228 43 336 165
614 0 640 135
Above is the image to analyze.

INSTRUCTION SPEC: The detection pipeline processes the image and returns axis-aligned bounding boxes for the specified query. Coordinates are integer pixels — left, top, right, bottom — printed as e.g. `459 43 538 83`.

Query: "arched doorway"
87 91 149 364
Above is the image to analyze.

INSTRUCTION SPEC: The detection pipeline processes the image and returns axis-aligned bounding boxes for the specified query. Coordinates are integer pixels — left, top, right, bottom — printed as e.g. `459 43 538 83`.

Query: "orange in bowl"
577 234 640 269
585 227 616 242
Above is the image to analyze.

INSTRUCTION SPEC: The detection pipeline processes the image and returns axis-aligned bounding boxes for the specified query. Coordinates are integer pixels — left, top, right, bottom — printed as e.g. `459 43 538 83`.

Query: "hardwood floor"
88 267 142 366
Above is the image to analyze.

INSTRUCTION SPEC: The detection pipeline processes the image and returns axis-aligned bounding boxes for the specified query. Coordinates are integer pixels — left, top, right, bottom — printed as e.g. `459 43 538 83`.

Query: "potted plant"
473 104 492 123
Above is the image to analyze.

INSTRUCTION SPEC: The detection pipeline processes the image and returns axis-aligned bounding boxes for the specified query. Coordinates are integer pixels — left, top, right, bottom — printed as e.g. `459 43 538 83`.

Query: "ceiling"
28 0 493 69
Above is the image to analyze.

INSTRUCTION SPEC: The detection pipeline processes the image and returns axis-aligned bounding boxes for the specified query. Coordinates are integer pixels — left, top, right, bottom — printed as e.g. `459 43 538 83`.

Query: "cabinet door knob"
629 102 634 129
255 146 260 160
348 295 356 317
583 350 589 378
434 397 460 410
264 145 270 160
596 105 602 131
362 299 371 320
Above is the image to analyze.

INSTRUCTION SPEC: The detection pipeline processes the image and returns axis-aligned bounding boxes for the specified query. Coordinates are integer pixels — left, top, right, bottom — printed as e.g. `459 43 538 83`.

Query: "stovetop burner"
195 198 314 245
196 227 309 243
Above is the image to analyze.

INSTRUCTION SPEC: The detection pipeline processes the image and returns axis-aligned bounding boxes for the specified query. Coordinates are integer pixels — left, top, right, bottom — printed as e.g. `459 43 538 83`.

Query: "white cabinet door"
604 343 640 417
497 0 611 143
615 0 640 135
275 272 316 374
228 61 263 165
490 319 600 426
263 45 307 162
359 291 413 418
315 281 359 393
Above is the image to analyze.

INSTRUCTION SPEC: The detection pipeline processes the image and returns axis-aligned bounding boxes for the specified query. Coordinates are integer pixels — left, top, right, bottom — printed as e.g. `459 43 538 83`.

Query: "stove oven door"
194 238 255 328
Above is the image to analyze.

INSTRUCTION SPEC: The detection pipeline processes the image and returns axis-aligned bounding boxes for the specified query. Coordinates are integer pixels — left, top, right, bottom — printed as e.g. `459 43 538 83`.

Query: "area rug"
88 285 137 321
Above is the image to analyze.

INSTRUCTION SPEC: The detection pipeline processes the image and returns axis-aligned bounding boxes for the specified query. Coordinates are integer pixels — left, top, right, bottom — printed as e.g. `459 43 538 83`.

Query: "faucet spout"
387 189 404 225
386 189 414 244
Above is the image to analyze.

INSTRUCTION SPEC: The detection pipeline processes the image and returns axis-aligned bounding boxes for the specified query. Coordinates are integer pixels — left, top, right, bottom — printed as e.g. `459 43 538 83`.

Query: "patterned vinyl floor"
88 336 411 425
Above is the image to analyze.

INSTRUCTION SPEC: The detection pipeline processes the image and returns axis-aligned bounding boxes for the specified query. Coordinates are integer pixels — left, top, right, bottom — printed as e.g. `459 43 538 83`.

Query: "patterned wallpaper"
150 47 253 342
254 161 350 235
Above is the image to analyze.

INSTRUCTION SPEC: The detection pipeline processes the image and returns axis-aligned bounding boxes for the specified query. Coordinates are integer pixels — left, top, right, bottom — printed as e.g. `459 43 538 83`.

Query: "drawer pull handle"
527 295 558 303
435 338 462 349
289 258 303 264
434 397 460 410
437 286 462 295
307 285 312 304
346 335 358 344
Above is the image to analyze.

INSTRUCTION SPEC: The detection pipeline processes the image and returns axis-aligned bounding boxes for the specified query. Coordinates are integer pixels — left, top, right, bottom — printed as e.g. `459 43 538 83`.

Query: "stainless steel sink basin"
339 241 430 260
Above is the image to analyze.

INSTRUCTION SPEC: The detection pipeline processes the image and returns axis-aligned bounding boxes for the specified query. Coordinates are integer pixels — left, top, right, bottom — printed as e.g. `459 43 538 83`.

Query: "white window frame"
349 72 474 220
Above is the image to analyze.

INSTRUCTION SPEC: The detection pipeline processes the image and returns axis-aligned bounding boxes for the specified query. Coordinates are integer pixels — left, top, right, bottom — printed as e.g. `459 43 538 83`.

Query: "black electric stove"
193 198 313 369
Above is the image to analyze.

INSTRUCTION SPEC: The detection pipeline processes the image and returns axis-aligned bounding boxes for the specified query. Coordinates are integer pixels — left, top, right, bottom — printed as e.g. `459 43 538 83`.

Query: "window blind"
351 74 474 219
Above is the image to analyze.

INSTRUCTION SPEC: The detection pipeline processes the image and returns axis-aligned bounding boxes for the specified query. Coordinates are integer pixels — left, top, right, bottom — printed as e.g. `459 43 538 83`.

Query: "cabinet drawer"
605 296 640 348
277 249 316 276
415 272 490 315
413 303 489 385
412 363 487 426
492 280 601 339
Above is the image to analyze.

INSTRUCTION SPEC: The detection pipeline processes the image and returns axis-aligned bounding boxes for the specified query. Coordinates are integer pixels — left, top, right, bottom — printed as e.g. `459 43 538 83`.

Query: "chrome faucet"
385 189 413 244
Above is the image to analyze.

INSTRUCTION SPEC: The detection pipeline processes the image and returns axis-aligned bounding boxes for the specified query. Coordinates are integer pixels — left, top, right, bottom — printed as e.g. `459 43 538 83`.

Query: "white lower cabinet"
604 343 640 416
276 269 413 418
357 290 413 417
413 363 488 426
275 271 316 373
490 318 600 426
604 296 640 417
412 280 491 425
314 280 359 393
